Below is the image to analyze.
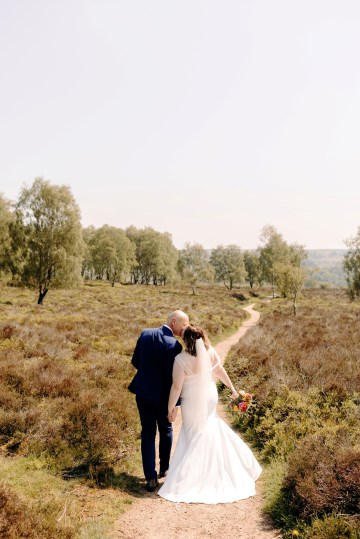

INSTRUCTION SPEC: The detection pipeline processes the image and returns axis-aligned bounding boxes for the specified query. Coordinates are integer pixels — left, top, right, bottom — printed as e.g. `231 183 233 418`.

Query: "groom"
128 310 189 491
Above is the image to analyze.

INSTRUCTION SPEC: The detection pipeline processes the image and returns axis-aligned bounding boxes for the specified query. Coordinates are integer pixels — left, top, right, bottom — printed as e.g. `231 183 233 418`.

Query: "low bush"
0 483 74 539
304 515 360 539
283 429 360 519
0 282 246 483
223 290 360 537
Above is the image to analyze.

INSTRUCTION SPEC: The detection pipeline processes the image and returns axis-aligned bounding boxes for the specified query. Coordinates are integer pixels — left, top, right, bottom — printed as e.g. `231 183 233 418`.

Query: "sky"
1 0 360 250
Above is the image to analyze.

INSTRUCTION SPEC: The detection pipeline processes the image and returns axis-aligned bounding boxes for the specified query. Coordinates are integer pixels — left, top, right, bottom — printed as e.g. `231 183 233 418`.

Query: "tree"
243 250 261 288
210 244 245 290
258 226 307 297
343 226 360 300
88 225 136 286
82 226 96 279
126 226 178 285
259 225 291 298
273 262 306 315
289 242 308 267
14 178 84 304
178 242 214 294
0 194 12 273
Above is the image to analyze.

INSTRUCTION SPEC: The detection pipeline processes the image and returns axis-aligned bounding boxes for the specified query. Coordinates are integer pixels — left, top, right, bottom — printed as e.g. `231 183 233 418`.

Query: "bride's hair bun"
183 324 210 356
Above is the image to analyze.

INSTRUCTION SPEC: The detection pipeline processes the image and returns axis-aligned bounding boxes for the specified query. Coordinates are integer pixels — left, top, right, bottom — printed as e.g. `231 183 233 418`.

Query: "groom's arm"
131 336 141 369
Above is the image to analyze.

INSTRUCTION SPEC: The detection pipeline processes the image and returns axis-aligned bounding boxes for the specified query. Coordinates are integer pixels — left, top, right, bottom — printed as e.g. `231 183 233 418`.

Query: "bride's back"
175 346 218 378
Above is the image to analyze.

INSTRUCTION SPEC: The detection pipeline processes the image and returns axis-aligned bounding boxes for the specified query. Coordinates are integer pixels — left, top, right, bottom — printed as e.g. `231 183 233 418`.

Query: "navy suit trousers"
136 396 173 481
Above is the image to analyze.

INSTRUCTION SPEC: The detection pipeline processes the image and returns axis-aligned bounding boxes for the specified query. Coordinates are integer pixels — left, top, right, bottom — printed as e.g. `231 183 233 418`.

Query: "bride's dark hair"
183 324 210 356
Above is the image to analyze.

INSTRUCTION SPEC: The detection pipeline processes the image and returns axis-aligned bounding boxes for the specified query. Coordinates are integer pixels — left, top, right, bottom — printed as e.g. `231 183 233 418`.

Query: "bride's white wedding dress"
158 341 262 504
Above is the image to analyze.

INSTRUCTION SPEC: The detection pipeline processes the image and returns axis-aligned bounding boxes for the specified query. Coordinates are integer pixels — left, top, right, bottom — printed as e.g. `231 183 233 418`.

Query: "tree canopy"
178 242 214 294
126 226 178 285
0 194 12 274
343 226 360 300
13 178 84 304
259 225 307 297
86 225 136 285
210 244 245 290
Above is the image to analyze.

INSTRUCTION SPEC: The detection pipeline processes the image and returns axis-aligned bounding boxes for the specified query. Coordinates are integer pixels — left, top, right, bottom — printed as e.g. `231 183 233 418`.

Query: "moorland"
0 282 359 539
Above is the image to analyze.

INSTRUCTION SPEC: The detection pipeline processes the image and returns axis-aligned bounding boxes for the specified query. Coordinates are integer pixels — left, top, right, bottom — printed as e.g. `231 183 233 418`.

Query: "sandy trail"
112 304 281 539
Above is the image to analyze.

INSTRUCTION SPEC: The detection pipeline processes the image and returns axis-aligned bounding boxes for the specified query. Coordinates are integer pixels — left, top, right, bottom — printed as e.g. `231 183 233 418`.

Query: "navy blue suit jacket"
128 325 182 403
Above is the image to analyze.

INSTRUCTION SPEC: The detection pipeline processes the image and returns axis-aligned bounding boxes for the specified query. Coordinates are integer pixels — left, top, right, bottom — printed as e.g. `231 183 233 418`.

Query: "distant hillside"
302 249 347 288
207 248 348 288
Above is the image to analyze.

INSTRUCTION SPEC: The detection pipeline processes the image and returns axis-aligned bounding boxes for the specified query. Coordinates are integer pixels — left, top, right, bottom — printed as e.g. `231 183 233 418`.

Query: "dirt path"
111 304 281 539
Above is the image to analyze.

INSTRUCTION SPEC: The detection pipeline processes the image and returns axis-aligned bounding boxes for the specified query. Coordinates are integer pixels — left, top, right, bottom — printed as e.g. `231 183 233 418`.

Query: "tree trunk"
293 292 297 316
37 286 48 305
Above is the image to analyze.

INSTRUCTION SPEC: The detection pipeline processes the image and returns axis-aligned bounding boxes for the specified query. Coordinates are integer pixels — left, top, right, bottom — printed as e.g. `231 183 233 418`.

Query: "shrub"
305 515 360 539
222 290 360 538
0 483 74 539
283 429 360 519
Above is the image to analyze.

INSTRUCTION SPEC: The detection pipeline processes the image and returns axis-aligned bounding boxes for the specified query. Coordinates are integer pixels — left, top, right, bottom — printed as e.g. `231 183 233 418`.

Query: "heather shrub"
0 282 245 485
223 290 360 537
26 387 137 477
304 515 360 539
0 483 74 539
283 429 360 519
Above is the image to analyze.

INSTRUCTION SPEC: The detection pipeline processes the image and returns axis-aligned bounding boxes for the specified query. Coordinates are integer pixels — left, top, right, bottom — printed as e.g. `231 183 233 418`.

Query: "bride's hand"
168 407 178 422
230 389 239 400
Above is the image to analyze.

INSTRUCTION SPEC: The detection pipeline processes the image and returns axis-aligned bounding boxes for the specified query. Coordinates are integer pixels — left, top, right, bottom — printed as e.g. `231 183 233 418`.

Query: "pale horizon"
1 1 359 251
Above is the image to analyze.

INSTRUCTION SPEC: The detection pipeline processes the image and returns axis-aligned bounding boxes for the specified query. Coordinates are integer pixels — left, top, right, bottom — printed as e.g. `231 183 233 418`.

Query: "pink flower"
239 401 249 412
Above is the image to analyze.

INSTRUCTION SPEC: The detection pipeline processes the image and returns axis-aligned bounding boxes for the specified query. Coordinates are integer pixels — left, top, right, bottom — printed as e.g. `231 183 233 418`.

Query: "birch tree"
14 178 84 304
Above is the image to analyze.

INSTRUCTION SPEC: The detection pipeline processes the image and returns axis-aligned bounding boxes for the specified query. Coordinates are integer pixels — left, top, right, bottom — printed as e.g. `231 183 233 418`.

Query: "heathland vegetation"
0 282 247 538
1 178 360 537
223 289 360 538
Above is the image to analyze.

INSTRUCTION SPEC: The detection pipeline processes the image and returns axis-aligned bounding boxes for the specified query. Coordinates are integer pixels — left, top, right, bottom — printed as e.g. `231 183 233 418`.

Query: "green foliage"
304 515 360 539
223 290 360 537
178 242 214 294
210 244 246 290
273 262 306 314
0 194 12 274
344 225 360 300
11 178 84 304
243 250 261 288
126 226 178 285
85 225 136 285
258 225 307 298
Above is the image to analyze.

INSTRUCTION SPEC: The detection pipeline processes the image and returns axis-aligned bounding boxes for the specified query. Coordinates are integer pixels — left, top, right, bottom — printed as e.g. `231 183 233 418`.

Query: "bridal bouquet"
229 390 253 413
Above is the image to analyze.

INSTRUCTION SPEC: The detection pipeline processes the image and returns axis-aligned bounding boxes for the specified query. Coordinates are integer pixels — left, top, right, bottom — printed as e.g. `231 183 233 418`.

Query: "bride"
158 324 262 504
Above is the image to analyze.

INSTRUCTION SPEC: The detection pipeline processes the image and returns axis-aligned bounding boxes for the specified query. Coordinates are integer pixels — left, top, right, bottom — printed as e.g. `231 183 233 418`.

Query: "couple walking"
128 310 261 503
